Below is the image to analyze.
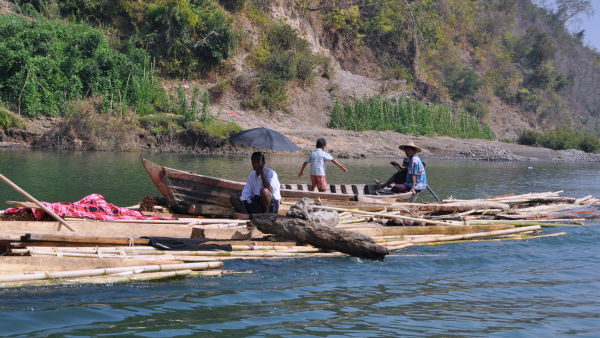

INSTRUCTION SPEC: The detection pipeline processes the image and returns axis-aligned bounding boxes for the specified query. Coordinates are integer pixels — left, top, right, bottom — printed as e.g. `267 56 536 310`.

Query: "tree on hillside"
534 0 594 27
554 0 594 24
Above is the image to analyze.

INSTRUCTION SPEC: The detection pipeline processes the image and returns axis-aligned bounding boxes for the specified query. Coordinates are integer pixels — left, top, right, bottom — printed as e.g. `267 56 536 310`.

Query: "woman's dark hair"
251 151 265 162
316 138 326 148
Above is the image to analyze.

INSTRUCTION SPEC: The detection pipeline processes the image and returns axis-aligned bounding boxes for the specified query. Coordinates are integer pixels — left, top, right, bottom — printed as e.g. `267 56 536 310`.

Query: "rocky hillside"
0 0 599 151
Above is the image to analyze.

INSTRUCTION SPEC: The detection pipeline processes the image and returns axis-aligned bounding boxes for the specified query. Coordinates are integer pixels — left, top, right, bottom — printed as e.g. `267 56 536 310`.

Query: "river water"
0 150 599 336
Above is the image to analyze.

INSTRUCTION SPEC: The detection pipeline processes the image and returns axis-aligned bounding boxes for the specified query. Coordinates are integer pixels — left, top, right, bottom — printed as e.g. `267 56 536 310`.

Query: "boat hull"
142 159 412 208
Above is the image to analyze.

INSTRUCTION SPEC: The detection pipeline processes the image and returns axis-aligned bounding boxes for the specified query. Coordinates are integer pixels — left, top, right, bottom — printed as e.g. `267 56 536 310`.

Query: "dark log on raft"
187 203 236 217
250 214 388 260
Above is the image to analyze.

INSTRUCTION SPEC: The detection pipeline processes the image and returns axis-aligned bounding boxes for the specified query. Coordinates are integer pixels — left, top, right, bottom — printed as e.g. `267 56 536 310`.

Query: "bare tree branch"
193 31 219 48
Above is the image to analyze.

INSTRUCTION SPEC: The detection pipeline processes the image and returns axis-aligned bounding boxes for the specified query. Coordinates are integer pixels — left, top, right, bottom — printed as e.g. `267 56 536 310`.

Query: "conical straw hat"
398 142 422 153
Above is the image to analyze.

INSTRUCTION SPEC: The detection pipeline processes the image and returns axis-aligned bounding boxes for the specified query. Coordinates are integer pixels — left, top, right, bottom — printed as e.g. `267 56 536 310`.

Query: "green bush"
250 22 316 111
444 66 483 101
187 120 242 138
0 105 25 129
516 88 542 112
258 75 288 111
578 132 600 153
218 0 245 12
463 100 488 119
23 0 238 77
328 96 494 140
138 114 183 135
526 32 556 68
517 129 540 146
539 128 579 150
142 0 236 76
518 128 600 153
0 15 151 117
524 64 568 91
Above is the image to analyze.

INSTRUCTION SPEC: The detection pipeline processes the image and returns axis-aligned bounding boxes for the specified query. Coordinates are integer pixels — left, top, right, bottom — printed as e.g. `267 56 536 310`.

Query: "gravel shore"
3 113 600 162
220 110 600 162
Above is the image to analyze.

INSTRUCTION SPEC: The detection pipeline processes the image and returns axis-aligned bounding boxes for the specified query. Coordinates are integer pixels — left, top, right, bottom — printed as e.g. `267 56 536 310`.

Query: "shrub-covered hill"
0 0 598 153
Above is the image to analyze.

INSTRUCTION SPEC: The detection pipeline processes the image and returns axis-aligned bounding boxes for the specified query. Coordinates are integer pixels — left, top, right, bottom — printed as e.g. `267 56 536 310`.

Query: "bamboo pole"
64 218 248 225
0 173 76 232
24 249 315 258
314 205 458 226
444 219 585 227
385 232 566 250
21 244 320 254
0 261 224 282
0 270 194 287
382 225 542 248
419 232 567 246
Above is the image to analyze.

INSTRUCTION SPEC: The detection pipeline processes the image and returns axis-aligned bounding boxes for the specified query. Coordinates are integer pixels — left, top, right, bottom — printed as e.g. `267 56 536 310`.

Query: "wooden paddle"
0 173 76 232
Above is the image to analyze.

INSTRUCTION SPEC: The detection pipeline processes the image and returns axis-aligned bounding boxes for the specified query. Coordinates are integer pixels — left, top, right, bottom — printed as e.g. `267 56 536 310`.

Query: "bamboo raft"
0 190 597 287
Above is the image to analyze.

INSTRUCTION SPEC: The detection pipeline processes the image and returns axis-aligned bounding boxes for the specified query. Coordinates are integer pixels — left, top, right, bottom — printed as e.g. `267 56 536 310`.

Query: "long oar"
0 173 76 232
426 185 441 201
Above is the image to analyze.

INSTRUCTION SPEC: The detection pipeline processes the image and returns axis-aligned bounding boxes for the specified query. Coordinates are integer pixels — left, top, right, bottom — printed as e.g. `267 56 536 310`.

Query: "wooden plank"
0 231 25 241
0 221 194 238
0 256 182 274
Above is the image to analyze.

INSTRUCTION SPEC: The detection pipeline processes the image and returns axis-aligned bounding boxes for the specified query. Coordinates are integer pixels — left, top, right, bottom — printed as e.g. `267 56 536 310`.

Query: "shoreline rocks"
457 146 521 161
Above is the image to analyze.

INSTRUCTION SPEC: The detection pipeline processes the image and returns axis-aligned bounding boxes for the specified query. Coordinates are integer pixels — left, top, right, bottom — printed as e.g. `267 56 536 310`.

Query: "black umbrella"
230 127 299 152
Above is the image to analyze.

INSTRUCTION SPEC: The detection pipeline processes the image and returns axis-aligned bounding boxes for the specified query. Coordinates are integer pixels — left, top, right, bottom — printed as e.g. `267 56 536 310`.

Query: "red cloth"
2 194 173 221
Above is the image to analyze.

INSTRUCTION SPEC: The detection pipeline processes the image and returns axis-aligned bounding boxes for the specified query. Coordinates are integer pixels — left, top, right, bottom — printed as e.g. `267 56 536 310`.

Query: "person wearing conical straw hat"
375 142 427 194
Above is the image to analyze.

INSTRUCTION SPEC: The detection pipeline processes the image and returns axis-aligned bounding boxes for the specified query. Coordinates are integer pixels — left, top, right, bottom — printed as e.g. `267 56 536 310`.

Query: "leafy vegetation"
328 96 494 140
308 0 599 143
3 0 599 150
0 10 239 140
140 0 237 76
187 119 242 138
0 15 150 117
0 105 24 129
517 128 600 153
15 0 237 77
247 22 317 111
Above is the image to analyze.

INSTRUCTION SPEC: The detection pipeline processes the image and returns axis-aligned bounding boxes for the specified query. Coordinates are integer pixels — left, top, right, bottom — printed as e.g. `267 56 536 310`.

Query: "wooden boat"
142 159 413 208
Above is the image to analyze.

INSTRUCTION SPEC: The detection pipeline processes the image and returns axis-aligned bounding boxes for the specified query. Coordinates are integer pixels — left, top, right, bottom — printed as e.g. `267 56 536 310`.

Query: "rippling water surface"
0 151 599 336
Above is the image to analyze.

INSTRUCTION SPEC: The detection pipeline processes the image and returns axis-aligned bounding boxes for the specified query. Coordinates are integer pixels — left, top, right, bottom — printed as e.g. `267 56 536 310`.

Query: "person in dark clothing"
375 142 427 194
375 158 410 192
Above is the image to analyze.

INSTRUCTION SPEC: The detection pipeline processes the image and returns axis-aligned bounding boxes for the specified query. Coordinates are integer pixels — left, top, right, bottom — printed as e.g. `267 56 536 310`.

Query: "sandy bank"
2 114 599 162
219 109 600 162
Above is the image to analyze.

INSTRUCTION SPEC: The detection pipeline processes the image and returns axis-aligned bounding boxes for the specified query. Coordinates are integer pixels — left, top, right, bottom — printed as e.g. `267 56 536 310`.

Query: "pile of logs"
307 191 599 226
0 191 595 287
